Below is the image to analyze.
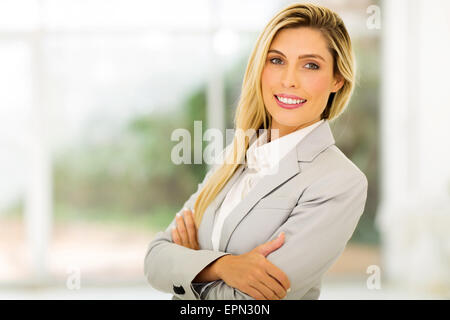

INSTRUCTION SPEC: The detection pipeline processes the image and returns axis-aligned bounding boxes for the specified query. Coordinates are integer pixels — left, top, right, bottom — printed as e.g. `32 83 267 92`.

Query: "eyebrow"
267 49 326 62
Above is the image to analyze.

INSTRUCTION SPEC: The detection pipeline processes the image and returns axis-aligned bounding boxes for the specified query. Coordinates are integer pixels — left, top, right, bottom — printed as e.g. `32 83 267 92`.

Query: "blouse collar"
246 119 324 174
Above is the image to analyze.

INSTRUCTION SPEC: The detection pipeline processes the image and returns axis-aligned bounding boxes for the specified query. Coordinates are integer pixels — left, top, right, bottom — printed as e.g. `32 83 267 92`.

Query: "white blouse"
211 119 324 251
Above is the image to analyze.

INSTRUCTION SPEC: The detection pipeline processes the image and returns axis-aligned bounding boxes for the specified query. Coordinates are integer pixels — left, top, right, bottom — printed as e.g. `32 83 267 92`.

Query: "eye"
305 62 319 70
269 57 283 65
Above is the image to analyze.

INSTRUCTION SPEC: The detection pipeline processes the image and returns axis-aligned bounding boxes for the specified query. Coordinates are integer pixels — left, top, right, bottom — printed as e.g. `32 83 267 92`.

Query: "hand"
171 208 199 250
214 232 291 300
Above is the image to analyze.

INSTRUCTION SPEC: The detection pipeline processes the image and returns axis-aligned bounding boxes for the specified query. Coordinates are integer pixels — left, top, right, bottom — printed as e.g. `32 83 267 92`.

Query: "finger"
249 279 277 300
183 209 198 249
176 213 189 246
260 273 287 299
265 262 291 292
171 226 181 245
258 232 285 257
252 272 285 300
243 286 266 300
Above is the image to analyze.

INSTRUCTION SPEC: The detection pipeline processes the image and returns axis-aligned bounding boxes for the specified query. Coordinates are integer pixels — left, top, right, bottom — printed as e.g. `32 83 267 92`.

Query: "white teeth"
276 96 306 104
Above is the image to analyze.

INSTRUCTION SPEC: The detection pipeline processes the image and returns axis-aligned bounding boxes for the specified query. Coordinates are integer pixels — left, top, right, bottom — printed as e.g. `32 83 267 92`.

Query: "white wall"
378 0 450 296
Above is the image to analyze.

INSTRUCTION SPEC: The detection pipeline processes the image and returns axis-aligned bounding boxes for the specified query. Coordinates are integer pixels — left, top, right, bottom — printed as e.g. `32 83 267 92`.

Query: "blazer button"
173 284 185 295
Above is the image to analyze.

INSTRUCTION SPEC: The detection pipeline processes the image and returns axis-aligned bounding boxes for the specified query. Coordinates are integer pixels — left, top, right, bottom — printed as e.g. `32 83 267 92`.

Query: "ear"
332 74 344 93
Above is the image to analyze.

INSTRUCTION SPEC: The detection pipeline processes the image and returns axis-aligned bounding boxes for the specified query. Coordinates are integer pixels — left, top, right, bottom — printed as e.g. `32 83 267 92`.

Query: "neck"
269 118 322 142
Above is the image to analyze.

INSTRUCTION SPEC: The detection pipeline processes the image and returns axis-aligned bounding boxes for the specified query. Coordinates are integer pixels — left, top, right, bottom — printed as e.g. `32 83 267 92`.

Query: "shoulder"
303 144 368 190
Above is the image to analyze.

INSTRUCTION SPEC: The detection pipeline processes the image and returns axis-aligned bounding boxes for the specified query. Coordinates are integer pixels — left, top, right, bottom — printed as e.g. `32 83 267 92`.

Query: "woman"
144 3 368 300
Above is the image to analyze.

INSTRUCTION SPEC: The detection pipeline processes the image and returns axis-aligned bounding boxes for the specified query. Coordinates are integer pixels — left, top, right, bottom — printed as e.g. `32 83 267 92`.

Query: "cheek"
261 67 278 92
302 73 331 96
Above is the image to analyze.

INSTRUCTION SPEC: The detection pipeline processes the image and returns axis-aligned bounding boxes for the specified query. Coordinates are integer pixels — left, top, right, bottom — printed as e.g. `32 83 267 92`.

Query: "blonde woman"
144 3 368 300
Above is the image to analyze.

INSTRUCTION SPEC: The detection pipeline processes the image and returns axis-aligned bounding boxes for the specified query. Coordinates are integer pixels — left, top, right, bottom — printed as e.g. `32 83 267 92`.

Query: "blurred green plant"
52 105 207 231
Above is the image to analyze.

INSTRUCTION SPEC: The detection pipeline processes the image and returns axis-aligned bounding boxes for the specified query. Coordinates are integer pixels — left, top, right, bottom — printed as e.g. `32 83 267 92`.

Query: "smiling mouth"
274 95 307 109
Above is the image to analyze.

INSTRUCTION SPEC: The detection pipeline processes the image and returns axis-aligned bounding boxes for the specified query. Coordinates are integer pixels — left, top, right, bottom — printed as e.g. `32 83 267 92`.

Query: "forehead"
269 27 332 60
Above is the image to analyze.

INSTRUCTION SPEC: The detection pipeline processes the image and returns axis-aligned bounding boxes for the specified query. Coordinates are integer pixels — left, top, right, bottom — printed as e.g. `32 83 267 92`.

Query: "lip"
274 94 307 109
276 93 306 100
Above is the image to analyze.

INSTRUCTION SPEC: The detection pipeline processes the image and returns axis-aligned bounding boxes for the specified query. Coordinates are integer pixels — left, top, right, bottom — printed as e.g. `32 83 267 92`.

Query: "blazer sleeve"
201 169 368 300
143 157 232 300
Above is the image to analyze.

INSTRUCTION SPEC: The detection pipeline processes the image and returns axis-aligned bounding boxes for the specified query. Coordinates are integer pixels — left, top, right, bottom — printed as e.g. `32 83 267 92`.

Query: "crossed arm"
173 208 290 300
144 165 368 300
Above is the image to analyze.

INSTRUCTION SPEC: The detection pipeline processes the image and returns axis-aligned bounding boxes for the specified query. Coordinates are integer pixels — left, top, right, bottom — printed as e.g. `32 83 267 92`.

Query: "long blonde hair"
193 3 356 227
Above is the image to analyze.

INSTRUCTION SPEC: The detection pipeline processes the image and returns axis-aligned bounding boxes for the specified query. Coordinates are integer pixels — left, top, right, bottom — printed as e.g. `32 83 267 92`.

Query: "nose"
281 66 298 88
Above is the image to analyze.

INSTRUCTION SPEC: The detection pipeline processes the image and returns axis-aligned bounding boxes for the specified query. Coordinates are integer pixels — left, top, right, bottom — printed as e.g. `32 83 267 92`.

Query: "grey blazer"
144 120 368 300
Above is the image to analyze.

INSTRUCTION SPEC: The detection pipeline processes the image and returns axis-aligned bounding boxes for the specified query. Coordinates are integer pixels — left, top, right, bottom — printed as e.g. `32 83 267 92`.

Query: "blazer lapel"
199 163 245 249
218 145 300 251
217 119 336 252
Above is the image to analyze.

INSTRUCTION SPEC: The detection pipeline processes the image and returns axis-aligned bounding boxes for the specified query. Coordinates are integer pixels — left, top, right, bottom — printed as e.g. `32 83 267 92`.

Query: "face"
261 27 344 138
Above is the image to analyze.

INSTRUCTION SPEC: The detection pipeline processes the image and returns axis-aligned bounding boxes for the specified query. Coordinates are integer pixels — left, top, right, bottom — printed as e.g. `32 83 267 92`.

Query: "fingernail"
287 288 291 293
176 212 181 218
